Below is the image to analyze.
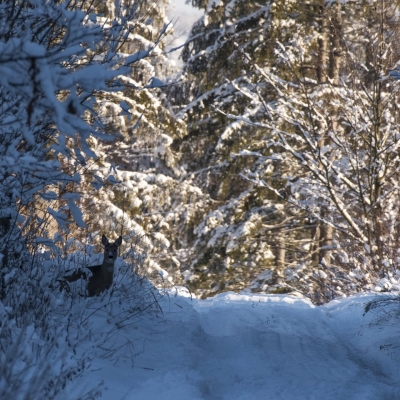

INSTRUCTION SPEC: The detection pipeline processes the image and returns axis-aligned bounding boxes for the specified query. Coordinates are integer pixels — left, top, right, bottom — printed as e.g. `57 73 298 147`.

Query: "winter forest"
2 0 400 398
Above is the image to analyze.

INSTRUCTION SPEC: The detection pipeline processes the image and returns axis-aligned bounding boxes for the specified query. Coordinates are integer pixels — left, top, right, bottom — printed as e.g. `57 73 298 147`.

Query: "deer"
62 235 122 297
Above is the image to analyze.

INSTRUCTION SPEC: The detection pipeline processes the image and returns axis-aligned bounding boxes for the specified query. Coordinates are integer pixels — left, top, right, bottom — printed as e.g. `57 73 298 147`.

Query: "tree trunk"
329 2 342 85
317 3 329 84
311 221 321 266
313 2 340 266
275 236 286 283
320 207 333 265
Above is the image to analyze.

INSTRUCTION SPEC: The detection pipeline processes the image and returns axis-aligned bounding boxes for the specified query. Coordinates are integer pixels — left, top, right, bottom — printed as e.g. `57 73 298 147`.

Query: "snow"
69 290 400 399
166 0 204 65
63 193 86 228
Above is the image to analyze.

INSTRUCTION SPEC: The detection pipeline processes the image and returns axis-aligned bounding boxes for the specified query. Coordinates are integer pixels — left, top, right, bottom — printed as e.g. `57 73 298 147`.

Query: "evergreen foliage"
167 0 312 297
167 0 400 301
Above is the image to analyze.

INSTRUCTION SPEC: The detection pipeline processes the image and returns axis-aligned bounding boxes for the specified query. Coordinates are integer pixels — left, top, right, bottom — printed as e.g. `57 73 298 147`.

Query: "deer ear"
115 236 122 247
102 235 109 246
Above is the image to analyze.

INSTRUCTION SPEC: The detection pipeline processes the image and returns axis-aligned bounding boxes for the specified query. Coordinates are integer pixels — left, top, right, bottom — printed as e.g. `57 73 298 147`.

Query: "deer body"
64 235 122 297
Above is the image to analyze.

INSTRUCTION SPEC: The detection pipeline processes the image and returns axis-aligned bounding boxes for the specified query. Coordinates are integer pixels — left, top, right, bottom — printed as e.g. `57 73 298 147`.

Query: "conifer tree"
168 0 306 297
77 0 209 284
220 0 400 300
168 0 400 301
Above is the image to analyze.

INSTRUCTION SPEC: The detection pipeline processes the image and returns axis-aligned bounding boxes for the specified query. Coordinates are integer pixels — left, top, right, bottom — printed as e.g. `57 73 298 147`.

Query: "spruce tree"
216 0 400 301
168 0 305 297
168 0 400 301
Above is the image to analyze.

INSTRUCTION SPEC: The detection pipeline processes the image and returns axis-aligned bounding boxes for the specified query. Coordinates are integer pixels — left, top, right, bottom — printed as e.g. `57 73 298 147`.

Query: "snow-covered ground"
67 288 400 399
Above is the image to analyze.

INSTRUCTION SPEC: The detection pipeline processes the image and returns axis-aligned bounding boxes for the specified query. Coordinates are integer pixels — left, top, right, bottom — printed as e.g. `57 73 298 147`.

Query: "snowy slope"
69 290 400 400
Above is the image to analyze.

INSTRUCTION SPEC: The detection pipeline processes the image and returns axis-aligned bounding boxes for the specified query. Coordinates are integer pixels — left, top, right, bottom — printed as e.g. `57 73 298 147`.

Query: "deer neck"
101 259 115 276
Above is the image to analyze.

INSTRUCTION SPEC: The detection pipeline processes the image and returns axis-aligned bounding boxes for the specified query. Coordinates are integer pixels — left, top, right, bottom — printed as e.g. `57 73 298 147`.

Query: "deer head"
102 234 122 267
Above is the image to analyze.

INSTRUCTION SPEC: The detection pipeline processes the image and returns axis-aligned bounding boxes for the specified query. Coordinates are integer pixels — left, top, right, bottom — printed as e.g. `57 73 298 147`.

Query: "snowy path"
72 292 400 399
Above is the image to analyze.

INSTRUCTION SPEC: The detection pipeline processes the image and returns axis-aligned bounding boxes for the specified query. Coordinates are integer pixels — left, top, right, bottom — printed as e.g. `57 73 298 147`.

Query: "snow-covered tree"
0 0 171 396
223 0 400 301
165 0 317 297
69 0 209 286
164 0 400 301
